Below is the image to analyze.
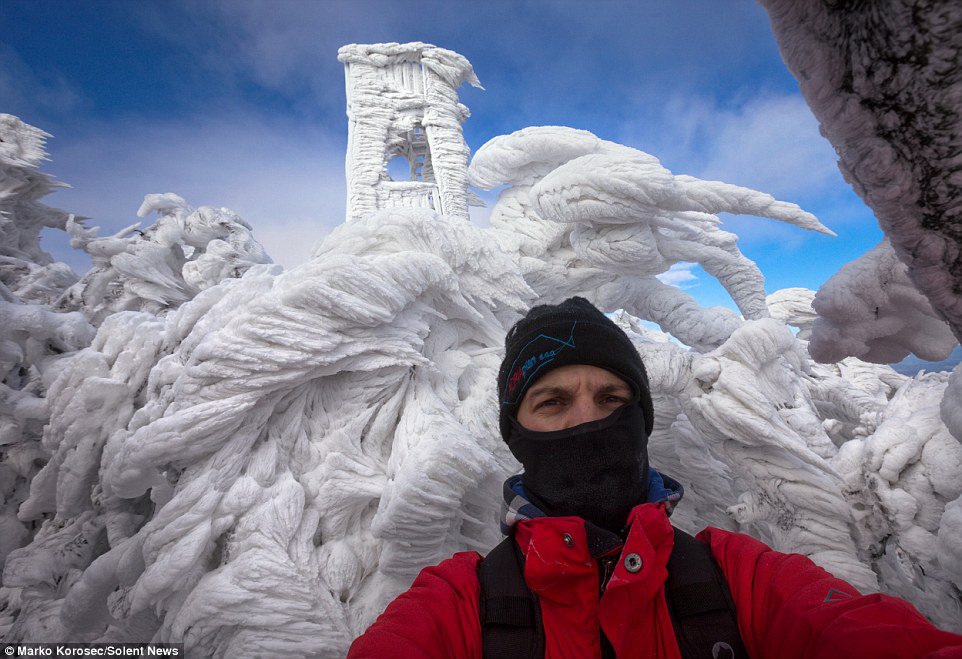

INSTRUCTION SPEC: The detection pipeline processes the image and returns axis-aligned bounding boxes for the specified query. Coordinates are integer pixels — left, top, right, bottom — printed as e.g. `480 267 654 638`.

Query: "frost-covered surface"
60 193 271 325
759 0 962 470
766 287 817 340
759 5 962 585
810 239 957 364
3 37 962 656
470 126 834 352
4 209 528 654
759 0 962 345
340 42 482 223
832 371 962 620
0 115 94 572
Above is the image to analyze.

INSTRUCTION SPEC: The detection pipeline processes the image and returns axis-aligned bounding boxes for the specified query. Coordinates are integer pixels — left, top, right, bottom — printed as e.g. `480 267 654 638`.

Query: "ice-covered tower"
338 42 482 223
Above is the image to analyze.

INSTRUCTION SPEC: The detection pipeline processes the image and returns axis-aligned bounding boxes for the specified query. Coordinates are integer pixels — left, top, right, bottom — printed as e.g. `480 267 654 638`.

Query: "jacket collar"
500 468 684 536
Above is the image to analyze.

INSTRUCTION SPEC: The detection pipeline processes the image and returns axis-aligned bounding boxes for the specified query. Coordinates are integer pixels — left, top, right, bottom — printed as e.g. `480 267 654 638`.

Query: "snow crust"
3 33 962 656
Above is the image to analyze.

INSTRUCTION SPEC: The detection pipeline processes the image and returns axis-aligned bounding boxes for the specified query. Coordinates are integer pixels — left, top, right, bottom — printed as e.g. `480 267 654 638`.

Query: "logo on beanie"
504 322 577 403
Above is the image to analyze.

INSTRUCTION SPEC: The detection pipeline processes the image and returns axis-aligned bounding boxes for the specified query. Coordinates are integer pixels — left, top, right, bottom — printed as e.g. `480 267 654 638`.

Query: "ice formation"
340 43 482 223
469 126 834 352
757 6 962 593
809 239 957 364
3 37 962 657
766 287 817 340
760 0 962 347
0 115 94 570
60 193 271 325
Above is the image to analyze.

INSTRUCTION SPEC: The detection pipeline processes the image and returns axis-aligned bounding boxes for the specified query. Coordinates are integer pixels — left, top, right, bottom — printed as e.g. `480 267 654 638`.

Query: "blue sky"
2 0 885 312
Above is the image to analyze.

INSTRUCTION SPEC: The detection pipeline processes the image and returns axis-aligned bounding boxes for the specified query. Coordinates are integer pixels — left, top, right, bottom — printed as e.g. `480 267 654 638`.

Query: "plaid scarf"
500 468 684 535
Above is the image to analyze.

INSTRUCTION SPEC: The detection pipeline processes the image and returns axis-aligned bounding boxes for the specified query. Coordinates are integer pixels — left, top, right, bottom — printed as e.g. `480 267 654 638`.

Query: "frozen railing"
376 181 440 212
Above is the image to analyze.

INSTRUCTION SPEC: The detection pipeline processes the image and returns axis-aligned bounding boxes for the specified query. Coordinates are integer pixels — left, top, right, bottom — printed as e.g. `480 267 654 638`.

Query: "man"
349 297 962 658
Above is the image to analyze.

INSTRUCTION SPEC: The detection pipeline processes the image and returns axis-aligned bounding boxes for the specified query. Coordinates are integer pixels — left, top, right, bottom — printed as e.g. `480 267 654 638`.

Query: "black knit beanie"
497 297 654 440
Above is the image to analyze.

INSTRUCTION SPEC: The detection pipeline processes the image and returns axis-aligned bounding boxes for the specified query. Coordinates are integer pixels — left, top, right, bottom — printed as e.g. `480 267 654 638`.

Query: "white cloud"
0 43 90 121
696 94 839 200
619 92 840 204
656 262 699 288
134 0 413 116
41 113 347 272
249 219 335 270
467 186 506 229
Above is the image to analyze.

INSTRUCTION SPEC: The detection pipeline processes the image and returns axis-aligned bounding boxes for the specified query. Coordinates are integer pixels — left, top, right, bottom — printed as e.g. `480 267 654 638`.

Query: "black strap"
479 528 746 659
478 536 544 659
665 528 749 659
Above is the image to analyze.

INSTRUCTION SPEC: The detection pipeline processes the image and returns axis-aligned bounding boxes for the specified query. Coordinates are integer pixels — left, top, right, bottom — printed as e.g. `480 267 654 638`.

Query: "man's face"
516 364 633 432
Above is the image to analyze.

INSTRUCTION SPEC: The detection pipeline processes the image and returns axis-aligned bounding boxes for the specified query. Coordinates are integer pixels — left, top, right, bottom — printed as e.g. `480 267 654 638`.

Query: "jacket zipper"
599 556 617 596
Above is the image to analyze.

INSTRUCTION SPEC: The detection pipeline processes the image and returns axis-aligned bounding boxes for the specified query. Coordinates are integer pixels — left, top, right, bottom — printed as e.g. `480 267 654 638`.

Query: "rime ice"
2 36 961 658
339 42 482 224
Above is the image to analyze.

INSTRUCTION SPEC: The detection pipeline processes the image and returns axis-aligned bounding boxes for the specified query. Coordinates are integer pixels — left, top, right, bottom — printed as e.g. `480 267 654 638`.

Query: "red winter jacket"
349 503 962 658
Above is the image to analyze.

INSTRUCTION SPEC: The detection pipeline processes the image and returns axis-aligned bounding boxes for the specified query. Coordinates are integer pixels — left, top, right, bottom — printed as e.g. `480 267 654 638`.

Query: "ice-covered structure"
340 42 482 223
2 35 961 658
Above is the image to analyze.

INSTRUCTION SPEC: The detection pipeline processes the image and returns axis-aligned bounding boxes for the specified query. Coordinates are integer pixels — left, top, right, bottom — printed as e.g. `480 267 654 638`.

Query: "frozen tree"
0 115 94 571
61 193 271 325
0 118 276 645
470 125 834 351
766 287 817 340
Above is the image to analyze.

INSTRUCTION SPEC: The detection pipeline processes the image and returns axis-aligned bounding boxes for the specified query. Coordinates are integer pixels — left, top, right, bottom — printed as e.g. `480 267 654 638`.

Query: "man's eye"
603 396 626 404
536 399 561 409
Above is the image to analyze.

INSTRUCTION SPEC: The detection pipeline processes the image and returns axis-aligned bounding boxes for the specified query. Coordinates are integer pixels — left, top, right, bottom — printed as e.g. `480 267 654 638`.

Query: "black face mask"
507 403 650 534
